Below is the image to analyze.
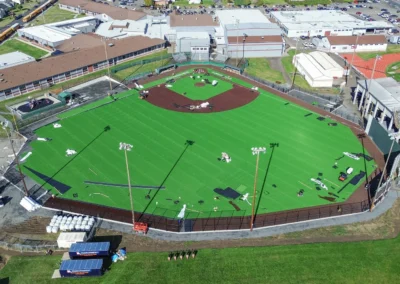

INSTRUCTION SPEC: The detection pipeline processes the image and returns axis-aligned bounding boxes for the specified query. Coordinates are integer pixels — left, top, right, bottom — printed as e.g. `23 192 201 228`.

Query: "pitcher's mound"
195 82 206 87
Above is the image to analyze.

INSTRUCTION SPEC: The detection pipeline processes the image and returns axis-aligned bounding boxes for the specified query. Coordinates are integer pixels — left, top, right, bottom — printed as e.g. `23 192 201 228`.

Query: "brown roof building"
322 35 388 53
0 35 165 96
326 35 387 46
227 35 283 44
59 0 146 21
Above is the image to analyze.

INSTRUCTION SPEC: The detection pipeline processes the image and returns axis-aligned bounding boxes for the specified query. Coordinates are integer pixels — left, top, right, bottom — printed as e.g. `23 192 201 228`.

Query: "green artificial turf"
168 75 233 100
22 68 375 219
2 236 400 283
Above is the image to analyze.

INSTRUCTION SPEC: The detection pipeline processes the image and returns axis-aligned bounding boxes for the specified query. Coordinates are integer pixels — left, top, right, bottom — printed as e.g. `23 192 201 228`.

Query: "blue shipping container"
59 259 103 278
69 242 111 258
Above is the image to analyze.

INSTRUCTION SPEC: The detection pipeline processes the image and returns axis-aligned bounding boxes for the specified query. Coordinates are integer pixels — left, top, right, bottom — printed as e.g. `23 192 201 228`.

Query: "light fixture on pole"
235 19 240 67
250 146 266 231
102 37 113 96
119 142 135 227
242 33 247 66
372 132 400 210
1 121 29 196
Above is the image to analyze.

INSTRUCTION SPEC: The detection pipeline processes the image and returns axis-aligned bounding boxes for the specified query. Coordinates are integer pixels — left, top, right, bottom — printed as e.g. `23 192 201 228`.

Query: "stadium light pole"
250 147 266 231
361 55 381 122
2 122 29 196
242 33 247 67
347 33 360 85
372 132 400 210
290 38 300 89
236 19 240 67
119 143 135 227
102 38 113 96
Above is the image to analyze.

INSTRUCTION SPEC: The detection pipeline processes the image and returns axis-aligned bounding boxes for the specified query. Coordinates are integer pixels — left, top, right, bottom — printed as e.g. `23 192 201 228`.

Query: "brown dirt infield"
145 83 259 113
194 82 205 87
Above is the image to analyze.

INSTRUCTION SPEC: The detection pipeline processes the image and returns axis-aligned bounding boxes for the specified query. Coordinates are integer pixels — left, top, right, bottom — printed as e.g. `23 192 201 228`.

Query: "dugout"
69 242 111 259
57 91 73 103
155 64 176 75
223 64 242 75
59 259 103 278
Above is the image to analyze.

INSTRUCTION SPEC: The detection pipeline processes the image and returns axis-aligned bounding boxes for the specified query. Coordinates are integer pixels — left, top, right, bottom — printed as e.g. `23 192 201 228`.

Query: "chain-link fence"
44 196 370 233
0 233 60 253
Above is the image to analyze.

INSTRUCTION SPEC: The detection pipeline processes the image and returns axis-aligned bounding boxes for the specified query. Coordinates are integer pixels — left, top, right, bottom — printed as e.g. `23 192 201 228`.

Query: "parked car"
356 11 362 15
300 35 309 40
393 29 400 34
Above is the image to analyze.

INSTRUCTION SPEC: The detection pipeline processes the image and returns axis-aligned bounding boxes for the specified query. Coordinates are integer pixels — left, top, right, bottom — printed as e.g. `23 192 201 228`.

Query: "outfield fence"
111 54 173 74
0 233 60 252
44 196 370 233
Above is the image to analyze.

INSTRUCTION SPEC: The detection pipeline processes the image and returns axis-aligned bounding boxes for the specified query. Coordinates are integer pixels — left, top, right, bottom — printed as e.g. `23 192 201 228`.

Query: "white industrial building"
215 10 284 58
354 77 400 131
0 51 35 69
176 31 210 60
293 51 344 88
271 10 394 38
96 20 147 39
18 16 98 48
314 35 388 53
166 12 219 42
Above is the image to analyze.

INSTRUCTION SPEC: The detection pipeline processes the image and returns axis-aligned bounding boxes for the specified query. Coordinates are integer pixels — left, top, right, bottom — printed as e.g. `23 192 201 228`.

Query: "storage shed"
69 242 111 259
57 232 87 249
59 259 103 278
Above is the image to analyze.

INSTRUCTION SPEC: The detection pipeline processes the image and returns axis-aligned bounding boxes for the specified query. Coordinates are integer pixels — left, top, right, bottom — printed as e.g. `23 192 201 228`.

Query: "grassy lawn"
386 61 400 82
282 50 340 94
30 5 85 27
21 68 373 219
0 1 37 28
111 50 171 82
1 235 400 283
172 0 214 7
0 39 48 59
245 58 285 84
357 45 400 61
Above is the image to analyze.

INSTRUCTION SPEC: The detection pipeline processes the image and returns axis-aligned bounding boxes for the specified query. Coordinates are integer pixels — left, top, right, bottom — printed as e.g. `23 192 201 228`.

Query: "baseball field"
21 68 375 220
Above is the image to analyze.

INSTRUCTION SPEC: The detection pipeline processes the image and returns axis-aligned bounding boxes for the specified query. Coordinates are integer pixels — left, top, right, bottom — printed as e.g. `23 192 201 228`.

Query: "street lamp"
250 146 266 231
372 132 400 210
1 121 29 196
119 142 135 227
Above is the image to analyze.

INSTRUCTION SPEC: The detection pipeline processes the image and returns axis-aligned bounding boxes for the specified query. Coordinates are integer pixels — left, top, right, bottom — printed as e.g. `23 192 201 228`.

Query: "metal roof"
215 10 270 26
60 259 103 271
69 242 110 253
0 51 35 70
358 78 400 112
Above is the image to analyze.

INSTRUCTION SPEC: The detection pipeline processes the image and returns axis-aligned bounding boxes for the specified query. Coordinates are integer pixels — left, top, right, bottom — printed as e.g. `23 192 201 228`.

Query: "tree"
144 0 153 7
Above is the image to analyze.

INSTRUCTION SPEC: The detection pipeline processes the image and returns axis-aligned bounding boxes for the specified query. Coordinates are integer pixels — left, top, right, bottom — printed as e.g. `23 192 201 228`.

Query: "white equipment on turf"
310 178 328 190
343 152 360 160
177 204 186 219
